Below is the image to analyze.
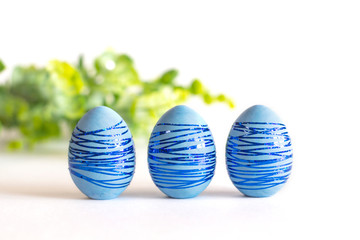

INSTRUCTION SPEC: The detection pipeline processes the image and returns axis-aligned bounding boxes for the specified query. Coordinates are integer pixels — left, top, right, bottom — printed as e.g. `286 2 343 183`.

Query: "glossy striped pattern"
69 120 135 191
226 122 292 196
148 123 216 192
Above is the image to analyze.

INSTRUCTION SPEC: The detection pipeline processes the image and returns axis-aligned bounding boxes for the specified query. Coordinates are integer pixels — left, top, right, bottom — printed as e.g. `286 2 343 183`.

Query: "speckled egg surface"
226 105 293 197
68 106 135 200
148 105 216 199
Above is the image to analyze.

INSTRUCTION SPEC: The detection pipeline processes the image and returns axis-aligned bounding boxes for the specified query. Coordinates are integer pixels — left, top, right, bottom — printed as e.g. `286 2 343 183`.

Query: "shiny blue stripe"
68 121 135 189
226 122 292 191
149 123 216 190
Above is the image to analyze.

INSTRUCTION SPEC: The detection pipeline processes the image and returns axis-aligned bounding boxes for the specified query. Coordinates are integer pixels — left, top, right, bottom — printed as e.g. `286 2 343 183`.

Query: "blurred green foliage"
0 50 234 150
0 59 5 73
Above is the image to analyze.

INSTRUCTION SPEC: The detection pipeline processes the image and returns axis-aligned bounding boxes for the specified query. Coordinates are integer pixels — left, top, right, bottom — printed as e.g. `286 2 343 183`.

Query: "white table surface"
0 141 358 240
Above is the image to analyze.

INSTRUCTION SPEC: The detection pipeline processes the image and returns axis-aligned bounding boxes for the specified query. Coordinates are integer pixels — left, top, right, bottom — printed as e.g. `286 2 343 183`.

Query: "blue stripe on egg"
226 105 293 197
68 106 135 200
148 106 216 199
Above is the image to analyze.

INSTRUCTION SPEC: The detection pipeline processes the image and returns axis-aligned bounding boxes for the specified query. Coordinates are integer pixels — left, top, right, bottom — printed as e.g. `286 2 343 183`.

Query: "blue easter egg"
148 105 216 199
68 106 135 200
226 105 293 197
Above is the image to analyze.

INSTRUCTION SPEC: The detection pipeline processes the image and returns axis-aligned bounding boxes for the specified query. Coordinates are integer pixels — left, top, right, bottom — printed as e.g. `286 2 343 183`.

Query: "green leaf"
217 94 226 102
47 60 84 95
10 66 50 105
157 70 178 85
8 140 23 151
0 59 5 73
19 113 61 142
94 51 140 92
0 89 29 127
190 79 204 94
203 93 214 104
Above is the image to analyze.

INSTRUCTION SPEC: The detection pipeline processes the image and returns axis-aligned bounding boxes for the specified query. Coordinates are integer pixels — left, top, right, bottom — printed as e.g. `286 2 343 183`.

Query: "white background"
0 0 360 239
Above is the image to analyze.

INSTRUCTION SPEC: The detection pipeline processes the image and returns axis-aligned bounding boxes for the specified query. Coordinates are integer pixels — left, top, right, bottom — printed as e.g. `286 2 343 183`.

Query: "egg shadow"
120 186 245 199
0 183 169 200
200 189 245 198
0 184 87 200
121 187 168 199
0 184 246 200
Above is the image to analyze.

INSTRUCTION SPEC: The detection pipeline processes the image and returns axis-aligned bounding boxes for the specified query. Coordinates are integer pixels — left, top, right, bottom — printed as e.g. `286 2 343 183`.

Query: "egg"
148 105 216 199
226 105 293 197
68 106 135 200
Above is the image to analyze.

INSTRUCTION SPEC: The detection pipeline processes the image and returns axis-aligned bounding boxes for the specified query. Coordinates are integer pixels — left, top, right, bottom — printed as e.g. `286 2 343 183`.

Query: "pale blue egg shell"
226 105 293 197
68 106 135 200
148 105 216 199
